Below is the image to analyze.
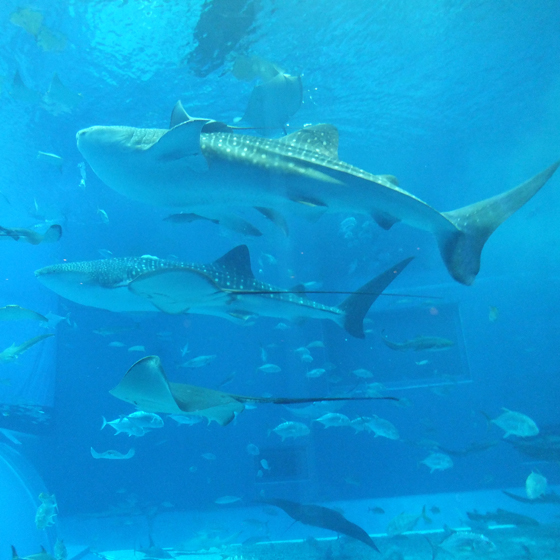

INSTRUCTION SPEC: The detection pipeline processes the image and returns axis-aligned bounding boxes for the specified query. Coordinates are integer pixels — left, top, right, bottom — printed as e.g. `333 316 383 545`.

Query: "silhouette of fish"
259 497 379 551
35 245 412 339
76 100 559 285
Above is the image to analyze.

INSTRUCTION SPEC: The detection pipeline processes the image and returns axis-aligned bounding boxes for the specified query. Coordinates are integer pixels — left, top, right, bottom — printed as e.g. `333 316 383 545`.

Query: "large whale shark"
35 245 412 338
76 102 559 285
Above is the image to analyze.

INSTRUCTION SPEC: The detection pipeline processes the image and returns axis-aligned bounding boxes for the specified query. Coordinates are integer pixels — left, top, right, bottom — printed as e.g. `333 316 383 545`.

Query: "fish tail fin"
338 257 413 338
422 536 437 560
43 225 63 243
480 410 492 431
380 330 401 350
421 505 432 523
101 417 107 430
11 546 18 560
437 161 559 285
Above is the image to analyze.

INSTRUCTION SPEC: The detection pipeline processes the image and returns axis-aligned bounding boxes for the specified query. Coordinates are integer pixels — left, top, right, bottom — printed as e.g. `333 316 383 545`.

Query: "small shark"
381 332 455 351
76 101 559 285
0 334 54 362
35 246 412 338
466 508 539 527
0 224 61 244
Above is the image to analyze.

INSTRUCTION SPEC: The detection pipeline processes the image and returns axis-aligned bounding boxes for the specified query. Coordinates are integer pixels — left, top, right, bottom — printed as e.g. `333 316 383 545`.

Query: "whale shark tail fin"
438 161 559 285
338 257 413 338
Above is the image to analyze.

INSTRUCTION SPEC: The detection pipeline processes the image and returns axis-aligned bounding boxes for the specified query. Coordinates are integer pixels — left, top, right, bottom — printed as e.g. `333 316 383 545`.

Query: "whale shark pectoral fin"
439 160 560 285
148 120 209 172
255 207 289 235
371 210 400 230
42 224 63 243
128 268 222 313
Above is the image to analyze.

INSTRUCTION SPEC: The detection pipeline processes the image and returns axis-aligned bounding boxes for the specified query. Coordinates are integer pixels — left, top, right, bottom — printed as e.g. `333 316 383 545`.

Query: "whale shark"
35 246 412 338
76 101 559 285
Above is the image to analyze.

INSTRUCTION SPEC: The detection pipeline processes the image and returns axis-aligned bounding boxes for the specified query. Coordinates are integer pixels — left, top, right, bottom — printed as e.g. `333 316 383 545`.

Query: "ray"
110 356 397 427
259 497 379 551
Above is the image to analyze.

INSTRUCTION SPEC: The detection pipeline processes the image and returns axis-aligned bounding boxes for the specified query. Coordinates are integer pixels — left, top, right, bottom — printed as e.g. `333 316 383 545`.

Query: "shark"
0 333 54 363
0 224 61 244
35 246 412 338
76 101 559 285
381 332 455 351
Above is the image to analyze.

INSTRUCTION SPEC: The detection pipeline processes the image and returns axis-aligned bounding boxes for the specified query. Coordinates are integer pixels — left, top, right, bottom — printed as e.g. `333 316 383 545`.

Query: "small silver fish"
306 368 326 378
246 443 260 456
420 452 453 473
215 495 241 505
97 208 109 223
181 354 216 368
272 421 310 441
37 151 63 169
314 413 351 428
258 363 281 373
170 415 202 426
201 452 216 460
90 447 135 459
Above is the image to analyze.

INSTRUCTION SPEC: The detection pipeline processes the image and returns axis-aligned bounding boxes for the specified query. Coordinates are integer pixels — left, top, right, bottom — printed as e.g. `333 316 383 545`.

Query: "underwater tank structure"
0 0 559 558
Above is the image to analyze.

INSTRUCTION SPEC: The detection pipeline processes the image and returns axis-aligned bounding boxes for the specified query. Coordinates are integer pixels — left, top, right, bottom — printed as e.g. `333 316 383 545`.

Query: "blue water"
1 0 560 554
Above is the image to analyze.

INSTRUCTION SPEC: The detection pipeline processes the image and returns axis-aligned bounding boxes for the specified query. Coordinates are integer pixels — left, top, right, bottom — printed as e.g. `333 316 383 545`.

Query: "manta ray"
110 356 397 426
35 246 412 338
76 101 559 285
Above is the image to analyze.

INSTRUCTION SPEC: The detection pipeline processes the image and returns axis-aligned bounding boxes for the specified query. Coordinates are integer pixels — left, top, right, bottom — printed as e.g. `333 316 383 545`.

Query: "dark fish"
137 535 172 559
506 424 560 462
259 497 379 552
466 508 539 527
503 490 560 505
434 440 498 457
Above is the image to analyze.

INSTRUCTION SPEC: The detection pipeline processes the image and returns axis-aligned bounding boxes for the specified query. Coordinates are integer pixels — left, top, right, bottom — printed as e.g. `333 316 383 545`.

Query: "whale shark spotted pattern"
76 101 559 285
35 245 412 338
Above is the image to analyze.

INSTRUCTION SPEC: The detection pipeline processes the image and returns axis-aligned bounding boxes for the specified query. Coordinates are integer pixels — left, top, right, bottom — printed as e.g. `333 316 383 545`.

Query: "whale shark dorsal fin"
170 100 192 127
170 101 232 133
213 245 254 278
280 124 339 159
149 120 209 172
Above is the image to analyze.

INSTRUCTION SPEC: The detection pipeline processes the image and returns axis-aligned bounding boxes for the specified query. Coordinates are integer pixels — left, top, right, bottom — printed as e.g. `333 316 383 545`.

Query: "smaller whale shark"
35 246 412 338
